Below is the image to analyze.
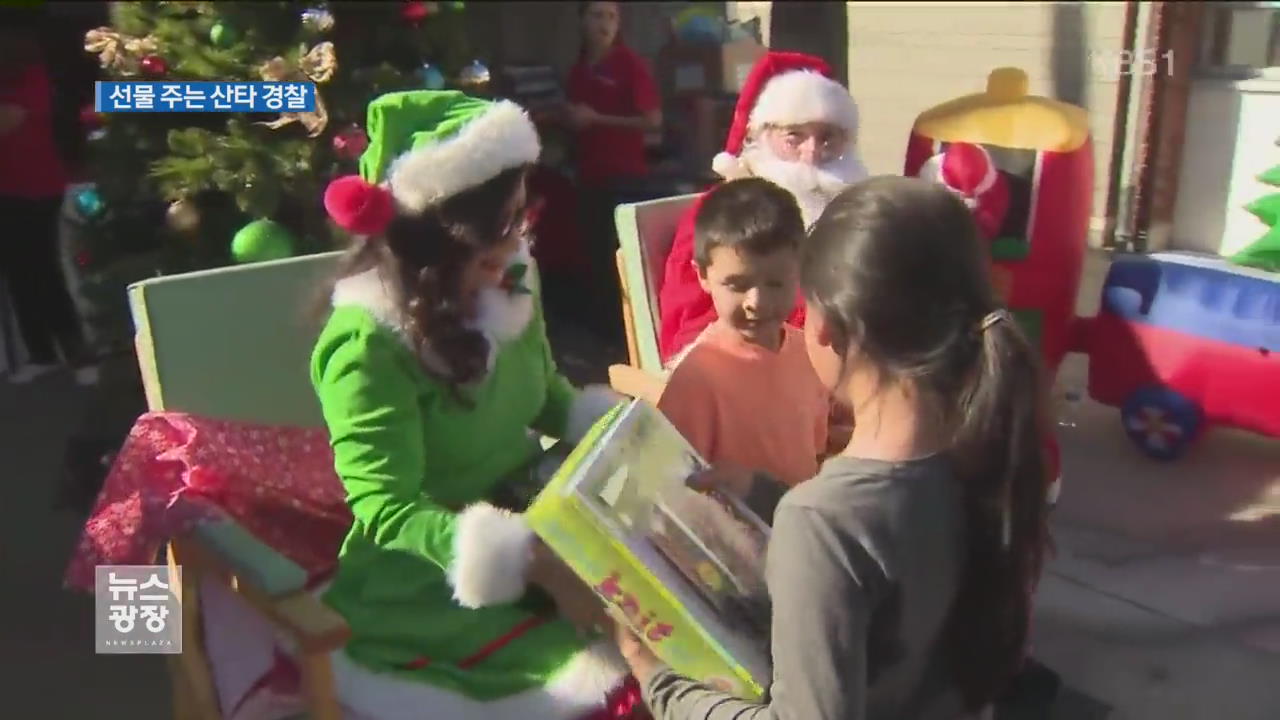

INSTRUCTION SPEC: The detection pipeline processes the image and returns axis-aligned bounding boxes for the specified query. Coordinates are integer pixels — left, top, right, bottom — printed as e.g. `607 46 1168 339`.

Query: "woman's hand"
0 104 27 135
609 611 664 685
528 539 609 634
688 465 756 499
567 102 599 129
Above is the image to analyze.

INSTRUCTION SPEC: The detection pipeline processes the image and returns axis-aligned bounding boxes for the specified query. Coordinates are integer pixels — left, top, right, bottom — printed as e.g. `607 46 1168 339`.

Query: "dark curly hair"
328 165 531 399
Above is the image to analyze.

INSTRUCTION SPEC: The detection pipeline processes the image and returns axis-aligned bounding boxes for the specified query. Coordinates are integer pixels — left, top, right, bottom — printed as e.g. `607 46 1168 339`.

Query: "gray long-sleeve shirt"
644 455 969 720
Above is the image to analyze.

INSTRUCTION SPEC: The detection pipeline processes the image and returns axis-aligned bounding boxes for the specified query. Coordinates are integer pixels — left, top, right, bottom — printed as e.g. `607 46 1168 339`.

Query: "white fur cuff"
565 385 625 445
749 70 859 135
448 503 536 609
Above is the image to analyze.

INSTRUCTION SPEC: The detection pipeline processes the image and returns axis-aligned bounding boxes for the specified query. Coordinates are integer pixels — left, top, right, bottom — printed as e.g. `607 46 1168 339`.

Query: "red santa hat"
917 142 999 210
712 51 861 179
917 142 1009 240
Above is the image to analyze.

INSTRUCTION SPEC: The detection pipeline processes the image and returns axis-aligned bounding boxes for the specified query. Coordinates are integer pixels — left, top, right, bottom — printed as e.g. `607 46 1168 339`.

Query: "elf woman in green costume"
313 90 637 720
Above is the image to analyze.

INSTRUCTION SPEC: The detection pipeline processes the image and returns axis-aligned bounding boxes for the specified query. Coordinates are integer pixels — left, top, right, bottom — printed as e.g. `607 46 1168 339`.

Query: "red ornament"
402 1 435 23
140 55 168 77
332 126 369 160
75 249 92 268
324 175 395 236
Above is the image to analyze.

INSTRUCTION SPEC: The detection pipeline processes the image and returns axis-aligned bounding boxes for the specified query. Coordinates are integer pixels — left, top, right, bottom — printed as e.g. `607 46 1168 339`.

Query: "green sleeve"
312 326 459 569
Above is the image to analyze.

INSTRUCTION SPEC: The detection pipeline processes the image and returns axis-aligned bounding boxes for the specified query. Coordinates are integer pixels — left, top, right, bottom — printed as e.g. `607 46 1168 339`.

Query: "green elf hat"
324 90 541 235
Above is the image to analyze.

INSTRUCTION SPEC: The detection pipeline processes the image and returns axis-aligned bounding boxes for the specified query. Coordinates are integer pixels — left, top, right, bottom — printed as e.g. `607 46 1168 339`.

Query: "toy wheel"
1120 385 1203 461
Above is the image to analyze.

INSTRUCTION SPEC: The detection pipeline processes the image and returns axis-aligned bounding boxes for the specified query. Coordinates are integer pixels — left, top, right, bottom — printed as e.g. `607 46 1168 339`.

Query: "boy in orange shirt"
658 178 832 488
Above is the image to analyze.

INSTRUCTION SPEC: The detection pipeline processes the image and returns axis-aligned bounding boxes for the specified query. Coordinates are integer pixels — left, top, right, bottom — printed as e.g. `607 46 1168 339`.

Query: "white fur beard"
742 146 870 228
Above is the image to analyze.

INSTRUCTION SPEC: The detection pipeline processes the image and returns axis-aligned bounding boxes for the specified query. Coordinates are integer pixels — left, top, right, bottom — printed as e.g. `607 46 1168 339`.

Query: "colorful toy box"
526 400 772 700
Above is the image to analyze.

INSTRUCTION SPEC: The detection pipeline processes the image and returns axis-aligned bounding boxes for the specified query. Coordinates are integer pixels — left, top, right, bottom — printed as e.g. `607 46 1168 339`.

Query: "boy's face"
696 245 799 348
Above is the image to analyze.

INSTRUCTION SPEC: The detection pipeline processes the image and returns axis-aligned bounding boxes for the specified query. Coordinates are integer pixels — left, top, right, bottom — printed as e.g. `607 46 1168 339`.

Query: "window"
936 141 1039 262
1198 2 1280 78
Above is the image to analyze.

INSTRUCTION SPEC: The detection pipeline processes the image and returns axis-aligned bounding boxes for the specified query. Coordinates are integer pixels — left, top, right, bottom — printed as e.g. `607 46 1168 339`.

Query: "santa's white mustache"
740 146 868 196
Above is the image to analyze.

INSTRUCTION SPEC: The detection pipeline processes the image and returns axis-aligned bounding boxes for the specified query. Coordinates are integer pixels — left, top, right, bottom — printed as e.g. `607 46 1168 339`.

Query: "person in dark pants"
565 0 663 350
0 11 93 385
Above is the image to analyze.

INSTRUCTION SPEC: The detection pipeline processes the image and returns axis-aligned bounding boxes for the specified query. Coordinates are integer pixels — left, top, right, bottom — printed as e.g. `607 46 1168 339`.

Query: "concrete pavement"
1029 251 1280 719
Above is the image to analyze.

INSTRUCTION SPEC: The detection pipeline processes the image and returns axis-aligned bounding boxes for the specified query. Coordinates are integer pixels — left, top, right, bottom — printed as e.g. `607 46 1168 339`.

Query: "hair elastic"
979 309 1012 333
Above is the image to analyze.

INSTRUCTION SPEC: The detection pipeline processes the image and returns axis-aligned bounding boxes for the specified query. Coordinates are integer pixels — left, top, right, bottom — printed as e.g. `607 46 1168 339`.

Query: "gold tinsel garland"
84 27 160 76
256 42 337 138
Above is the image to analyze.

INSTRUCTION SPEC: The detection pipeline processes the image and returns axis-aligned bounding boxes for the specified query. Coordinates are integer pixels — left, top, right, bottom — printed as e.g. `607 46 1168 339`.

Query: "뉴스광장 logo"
95 565 182 655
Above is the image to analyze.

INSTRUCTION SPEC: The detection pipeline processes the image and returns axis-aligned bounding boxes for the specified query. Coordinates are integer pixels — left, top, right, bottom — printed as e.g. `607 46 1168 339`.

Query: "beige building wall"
727 1 1130 245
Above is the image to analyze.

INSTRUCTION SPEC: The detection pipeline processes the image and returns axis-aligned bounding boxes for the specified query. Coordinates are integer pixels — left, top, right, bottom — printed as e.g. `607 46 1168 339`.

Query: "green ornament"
231 219 295 265
209 22 238 48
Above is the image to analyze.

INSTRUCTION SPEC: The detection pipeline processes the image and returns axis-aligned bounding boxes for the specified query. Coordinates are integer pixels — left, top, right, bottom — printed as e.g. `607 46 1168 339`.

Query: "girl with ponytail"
612 175 1052 719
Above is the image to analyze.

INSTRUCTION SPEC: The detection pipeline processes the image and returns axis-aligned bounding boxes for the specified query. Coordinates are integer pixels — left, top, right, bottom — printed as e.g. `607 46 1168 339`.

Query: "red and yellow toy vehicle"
905 67 1093 496
905 67 1093 380
906 69 1278 463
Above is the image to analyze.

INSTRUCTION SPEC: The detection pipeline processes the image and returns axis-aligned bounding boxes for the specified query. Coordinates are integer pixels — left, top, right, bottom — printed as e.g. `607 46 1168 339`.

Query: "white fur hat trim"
386 100 541 214
747 70 859 135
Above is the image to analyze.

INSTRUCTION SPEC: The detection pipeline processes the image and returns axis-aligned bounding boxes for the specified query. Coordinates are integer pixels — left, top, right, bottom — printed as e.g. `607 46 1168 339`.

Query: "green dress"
311 265 625 719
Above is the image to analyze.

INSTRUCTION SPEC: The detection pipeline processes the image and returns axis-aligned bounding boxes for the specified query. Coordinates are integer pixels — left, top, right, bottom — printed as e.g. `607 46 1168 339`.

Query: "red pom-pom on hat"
324 175 395 236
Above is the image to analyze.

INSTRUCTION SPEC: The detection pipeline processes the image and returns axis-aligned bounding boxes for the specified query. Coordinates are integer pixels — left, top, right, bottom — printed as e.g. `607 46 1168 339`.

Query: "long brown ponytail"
946 311 1052 708
801 175 1052 711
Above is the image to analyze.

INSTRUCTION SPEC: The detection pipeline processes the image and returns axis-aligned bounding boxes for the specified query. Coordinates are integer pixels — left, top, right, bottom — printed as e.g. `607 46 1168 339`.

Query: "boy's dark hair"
802 176 1051 712
693 178 804 270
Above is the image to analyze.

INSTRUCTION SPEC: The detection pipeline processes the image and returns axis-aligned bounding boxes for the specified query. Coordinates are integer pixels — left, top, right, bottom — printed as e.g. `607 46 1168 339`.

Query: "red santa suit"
656 52 867 364
916 142 1010 241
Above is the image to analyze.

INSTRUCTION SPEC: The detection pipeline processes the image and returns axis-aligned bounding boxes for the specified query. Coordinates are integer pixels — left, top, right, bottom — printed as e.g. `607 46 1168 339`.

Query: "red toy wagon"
1077 252 1280 460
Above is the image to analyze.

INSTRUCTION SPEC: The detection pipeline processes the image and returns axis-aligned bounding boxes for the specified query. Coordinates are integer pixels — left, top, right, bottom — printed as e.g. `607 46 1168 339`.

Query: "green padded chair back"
614 193 699 374
128 252 342 427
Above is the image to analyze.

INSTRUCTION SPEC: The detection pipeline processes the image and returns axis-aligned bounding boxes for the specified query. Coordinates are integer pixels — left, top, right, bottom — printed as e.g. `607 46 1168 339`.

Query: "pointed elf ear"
324 175 396 236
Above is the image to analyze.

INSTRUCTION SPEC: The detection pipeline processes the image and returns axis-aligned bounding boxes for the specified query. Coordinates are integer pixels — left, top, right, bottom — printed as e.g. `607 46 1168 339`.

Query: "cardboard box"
525 400 773 701
688 94 737 167
658 38 766 97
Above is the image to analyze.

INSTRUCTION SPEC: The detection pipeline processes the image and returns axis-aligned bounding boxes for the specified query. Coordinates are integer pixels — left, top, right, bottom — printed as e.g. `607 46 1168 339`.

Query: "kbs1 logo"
95 81 316 113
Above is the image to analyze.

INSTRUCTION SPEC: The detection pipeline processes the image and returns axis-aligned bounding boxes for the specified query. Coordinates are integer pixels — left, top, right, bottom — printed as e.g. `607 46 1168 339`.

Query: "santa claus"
656 51 869 363
916 141 1011 242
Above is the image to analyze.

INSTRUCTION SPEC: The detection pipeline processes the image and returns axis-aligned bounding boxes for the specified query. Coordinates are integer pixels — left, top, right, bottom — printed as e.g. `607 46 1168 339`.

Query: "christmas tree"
1230 160 1280 273
71 0 478 350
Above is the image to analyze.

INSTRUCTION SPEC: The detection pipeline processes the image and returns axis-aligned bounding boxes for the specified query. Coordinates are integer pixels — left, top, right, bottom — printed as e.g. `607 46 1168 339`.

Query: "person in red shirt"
656 51 870 365
0 9 92 385
565 0 663 348
566 1 662 184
